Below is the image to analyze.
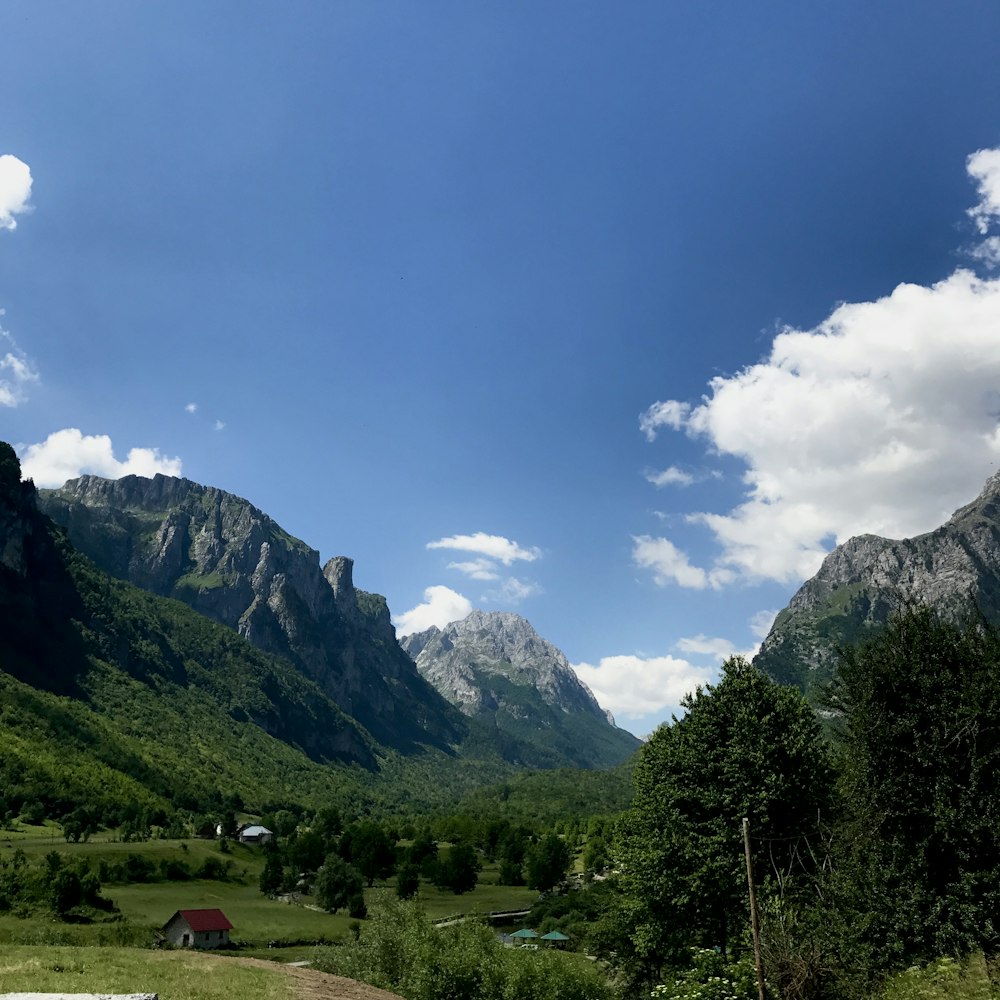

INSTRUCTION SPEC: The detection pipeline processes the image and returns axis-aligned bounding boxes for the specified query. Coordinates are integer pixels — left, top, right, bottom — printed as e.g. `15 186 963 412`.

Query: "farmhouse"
162 908 234 949
238 824 273 844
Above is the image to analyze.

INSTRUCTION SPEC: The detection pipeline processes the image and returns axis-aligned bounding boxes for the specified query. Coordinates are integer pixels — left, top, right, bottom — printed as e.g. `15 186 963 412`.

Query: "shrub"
314 896 612 1000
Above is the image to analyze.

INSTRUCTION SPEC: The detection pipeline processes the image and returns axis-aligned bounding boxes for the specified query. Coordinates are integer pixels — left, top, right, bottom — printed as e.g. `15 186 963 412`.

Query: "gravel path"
159 953 405 1000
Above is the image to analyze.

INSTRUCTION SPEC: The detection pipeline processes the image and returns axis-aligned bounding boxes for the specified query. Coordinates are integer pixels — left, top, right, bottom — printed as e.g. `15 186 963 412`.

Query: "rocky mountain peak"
755 469 1000 694
401 609 639 769
323 555 359 621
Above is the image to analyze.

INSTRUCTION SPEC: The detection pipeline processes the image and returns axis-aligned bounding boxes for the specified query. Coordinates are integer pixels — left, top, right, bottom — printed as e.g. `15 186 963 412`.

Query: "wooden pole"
743 817 767 1000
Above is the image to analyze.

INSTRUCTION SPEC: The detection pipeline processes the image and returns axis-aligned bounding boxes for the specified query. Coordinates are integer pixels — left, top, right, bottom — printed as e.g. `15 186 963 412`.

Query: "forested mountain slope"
38 472 465 754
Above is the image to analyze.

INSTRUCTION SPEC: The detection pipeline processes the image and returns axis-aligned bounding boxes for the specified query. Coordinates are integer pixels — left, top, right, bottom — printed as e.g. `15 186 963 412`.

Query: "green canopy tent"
540 930 570 948
510 928 539 946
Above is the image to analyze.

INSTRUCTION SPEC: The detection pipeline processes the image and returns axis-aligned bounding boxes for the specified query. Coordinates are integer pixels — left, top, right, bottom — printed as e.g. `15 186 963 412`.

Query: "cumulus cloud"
636 148 1000 590
393 585 473 637
749 609 779 640
447 558 500 581
214 420 225 431
632 535 733 589
19 429 183 488
968 147 1000 235
645 465 695 487
0 155 32 231
427 532 541 565
570 653 715 719
639 267 1000 586
185 402 198 414
674 634 738 659
0 327 39 407
639 400 690 441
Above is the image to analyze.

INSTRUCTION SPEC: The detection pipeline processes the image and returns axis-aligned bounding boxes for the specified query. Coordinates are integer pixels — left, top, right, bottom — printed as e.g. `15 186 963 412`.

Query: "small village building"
238 824 273 845
162 908 234 949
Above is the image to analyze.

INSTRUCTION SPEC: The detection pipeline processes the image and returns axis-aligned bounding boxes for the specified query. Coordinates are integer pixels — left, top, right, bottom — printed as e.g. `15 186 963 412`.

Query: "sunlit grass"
0 946 294 1000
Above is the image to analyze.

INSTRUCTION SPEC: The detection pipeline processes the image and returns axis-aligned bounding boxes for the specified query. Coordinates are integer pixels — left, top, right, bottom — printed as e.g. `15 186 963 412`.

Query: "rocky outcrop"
401 610 640 768
754 471 1000 694
39 474 465 753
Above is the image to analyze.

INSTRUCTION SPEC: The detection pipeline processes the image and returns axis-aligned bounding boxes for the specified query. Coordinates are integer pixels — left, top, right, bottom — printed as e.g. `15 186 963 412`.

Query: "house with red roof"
162 908 234 949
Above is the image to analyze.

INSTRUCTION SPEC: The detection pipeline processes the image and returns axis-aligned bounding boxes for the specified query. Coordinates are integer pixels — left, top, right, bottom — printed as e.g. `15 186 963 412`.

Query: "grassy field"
112 879 353 943
0 945 294 1000
409 874 538 920
0 834 540 961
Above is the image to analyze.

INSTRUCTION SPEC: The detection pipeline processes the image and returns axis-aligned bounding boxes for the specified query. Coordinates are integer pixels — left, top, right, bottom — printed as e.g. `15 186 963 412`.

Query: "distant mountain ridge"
401 610 640 768
38 473 465 754
754 470 1000 694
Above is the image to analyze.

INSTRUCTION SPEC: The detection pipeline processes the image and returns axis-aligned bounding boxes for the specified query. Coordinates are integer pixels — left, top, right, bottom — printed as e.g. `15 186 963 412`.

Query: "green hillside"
1 442 639 829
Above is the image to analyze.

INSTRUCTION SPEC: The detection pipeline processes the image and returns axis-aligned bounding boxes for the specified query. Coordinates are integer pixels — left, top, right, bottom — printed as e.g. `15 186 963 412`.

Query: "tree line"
602 607 1000 999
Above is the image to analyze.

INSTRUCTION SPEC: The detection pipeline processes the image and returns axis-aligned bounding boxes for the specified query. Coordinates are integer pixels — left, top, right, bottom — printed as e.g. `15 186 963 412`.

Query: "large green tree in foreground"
830 607 1000 968
616 657 833 972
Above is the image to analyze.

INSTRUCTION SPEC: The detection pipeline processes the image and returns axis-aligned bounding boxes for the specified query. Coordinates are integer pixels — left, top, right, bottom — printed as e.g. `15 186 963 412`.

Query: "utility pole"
743 817 767 1000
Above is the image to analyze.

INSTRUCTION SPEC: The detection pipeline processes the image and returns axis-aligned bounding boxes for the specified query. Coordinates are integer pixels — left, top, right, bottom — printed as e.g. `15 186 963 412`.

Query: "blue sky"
4 2 1000 736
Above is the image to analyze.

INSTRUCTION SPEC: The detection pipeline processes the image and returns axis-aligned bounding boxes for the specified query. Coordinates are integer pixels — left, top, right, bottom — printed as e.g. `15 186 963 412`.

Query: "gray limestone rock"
38 474 463 754
754 471 1000 694
402 610 639 768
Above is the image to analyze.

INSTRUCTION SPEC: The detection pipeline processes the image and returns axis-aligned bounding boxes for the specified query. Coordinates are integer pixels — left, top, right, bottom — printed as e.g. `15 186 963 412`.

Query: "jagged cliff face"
400 610 640 768
754 471 1000 694
38 474 465 753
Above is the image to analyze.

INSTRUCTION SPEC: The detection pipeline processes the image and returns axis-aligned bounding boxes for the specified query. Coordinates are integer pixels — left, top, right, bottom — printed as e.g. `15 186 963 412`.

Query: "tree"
582 834 608 876
289 828 327 875
315 854 363 914
526 833 571 892
344 821 396 887
259 847 284 896
615 657 833 971
830 607 1000 967
433 843 480 894
396 862 420 900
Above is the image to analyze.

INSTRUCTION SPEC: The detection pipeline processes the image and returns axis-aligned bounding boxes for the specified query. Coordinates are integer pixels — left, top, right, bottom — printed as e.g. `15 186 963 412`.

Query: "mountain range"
37 471 637 771
0 444 637 824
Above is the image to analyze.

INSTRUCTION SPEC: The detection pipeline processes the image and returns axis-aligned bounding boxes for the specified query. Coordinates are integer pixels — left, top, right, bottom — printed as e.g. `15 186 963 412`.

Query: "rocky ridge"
38 474 464 754
401 610 640 768
754 470 1000 693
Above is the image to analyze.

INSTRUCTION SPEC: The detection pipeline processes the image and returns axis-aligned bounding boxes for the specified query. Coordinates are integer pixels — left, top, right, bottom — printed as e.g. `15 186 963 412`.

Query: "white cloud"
967 147 1000 236
0 155 32 232
427 532 541 565
214 420 225 431
640 266 1000 587
570 653 715 718
749 609 778 641
19 428 183 488
447 558 500 581
0 328 39 407
483 576 542 604
632 535 734 589
393 585 473 637
639 400 690 441
185 402 198 414
675 634 737 659
645 465 695 488
970 236 1000 268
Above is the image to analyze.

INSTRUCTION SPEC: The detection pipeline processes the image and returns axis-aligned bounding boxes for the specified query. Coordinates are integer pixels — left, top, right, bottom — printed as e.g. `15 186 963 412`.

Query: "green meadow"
0 834 541 961
0 946 294 1000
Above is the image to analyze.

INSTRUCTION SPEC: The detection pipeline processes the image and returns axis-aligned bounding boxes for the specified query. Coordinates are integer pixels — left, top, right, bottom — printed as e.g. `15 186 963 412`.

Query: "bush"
313 896 613 1000
880 954 995 1000
650 948 758 1000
